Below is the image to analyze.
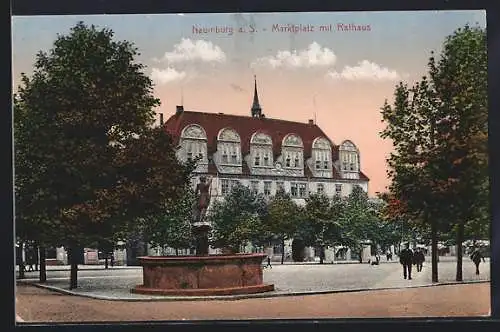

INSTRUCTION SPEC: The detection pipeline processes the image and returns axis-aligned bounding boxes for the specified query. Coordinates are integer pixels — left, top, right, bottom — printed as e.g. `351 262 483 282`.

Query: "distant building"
163 77 371 260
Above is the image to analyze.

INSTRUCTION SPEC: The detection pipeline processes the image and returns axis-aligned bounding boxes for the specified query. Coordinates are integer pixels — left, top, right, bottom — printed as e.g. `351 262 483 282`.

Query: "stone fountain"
132 177 274 296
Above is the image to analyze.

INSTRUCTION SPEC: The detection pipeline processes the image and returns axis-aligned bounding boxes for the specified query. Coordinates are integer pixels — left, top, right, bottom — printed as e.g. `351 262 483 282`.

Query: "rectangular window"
315 159 321 169
335 184 342 196
276 181 285 193
323 161 328 169
317 183 324 194
291 182 298 197
350 163 355 171
294 157 300 167
298 183 307 197
286 157 291 167
187 152 193 162
231 154 237 164
263 154 269 166
222 153 228 163
251 181 259 194
255 155 260 166
264 181 272 196
342 162 349 171
221 179 230 195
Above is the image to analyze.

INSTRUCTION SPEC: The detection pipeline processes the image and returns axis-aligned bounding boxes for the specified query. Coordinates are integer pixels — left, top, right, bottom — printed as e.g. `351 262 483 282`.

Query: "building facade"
164 78 371 261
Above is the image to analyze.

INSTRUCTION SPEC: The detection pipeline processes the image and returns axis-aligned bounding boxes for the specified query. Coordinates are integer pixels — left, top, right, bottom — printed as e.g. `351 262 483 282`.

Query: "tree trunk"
39 246 47 283
431 218 439 283
105 256 109 269
456 221 464 281
319 246 324 264
281 238 285 265
18 242 25 279
68 246 79 290
175 248 179 256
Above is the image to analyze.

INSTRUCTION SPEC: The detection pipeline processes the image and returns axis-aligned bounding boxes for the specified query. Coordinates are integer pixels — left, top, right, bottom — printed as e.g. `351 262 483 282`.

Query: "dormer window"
250 132 273 172
180 124 208 172
339 140 360 173
312 137 332 175
217 127 241 168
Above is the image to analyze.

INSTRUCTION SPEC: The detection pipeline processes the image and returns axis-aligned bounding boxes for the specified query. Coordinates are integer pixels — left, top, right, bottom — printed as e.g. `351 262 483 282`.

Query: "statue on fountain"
192 176 213 255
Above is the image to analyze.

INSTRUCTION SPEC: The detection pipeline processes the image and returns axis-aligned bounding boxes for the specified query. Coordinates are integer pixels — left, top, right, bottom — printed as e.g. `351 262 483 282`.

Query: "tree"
145 186 196 254
263 189 301 264
339 186 380 262
300 193 341 264
13 22 192 289
208 182 268 253
380 24 487 282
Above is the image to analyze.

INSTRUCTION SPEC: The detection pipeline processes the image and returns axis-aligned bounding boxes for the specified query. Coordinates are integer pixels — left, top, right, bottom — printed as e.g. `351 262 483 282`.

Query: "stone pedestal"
132 253 274 296
192 222 211 256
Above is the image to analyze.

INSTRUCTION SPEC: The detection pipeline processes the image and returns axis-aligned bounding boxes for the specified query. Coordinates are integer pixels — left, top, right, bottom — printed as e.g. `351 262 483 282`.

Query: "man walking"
414 248 425 272
266 255 272 269
470 247 485 275
399 243 414 280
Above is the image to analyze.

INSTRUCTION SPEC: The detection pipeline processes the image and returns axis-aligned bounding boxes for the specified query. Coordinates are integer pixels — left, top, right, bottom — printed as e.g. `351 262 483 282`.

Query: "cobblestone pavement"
15 282 490 322
16 257 490 300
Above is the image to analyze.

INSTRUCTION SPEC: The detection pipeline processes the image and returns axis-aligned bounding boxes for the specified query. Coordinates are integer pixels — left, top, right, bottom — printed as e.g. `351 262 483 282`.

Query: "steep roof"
164 110 369 181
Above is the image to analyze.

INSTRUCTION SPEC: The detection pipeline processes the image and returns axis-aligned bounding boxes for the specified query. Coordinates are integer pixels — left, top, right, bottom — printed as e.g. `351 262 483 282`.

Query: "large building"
164 77 371 261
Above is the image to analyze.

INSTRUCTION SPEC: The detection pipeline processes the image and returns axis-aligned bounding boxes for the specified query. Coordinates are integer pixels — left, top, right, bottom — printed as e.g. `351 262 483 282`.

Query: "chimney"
160 113 164 125
176 105 184 114
308 119 314 125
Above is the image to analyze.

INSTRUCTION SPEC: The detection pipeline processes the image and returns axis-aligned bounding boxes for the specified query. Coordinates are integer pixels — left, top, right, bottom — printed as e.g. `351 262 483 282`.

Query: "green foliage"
263 189 301 244
380 24 488 241
299 193 341 248
14 22 193 250
145 186 196 251
208 182 268 252
339 186 381 251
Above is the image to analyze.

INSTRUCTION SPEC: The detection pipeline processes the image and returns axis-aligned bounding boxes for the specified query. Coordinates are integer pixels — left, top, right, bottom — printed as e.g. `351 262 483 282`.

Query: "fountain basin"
131 253 274 296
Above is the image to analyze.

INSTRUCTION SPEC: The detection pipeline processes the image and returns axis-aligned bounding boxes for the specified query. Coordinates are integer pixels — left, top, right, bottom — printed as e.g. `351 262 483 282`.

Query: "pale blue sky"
12 10 486 83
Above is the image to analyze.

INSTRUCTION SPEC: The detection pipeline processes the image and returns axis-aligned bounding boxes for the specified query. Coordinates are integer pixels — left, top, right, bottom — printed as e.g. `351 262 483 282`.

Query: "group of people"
398 244 425 280
398 243 486 280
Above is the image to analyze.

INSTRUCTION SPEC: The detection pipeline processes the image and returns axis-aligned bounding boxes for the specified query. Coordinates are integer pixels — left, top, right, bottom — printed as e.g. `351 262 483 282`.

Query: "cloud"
327 60 401 81
158 38 226 63
151 67 186 85
251 42 336 69
230 83 246 93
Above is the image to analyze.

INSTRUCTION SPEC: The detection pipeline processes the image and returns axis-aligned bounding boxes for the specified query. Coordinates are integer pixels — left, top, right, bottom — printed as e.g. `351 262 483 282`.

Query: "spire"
251 75 262 118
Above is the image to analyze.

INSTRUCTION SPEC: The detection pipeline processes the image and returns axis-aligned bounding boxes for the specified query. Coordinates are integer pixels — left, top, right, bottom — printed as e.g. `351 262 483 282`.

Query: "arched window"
282 134 303 169
312 137 332 171
250 132 273 168
180 124 208 165
217 128 241 165
339 140 360 172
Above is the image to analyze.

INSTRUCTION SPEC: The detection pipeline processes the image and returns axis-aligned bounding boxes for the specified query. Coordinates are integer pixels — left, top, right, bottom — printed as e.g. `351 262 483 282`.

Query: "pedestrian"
415 248 425 272
266 255 272 269
399 243 414 280
470 247 485 275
